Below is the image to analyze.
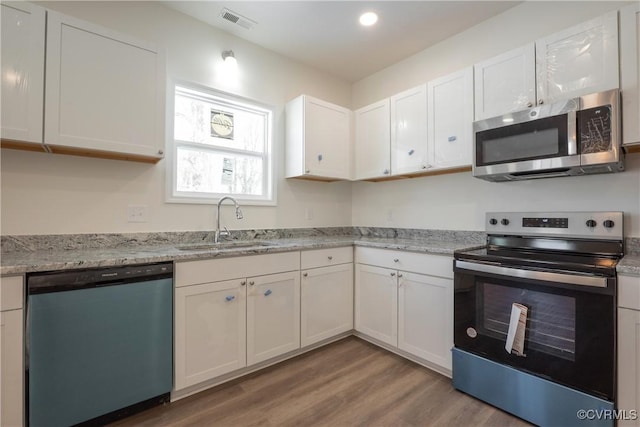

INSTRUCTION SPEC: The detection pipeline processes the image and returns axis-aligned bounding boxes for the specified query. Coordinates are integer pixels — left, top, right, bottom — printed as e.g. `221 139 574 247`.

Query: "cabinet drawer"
301 246 353 270
355 247 453 279
176 252 300 287
1 275 24 311
619 274 640 310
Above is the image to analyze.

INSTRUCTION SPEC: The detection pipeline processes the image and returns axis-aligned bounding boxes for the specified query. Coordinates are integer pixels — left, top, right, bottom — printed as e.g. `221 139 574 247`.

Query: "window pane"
176 146 264 196
174 92 266 153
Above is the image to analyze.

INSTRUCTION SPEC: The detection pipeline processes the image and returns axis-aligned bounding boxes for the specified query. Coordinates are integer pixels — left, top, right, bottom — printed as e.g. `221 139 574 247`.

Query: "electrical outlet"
386 209 393 222
305 207 314 220
127 205 148 223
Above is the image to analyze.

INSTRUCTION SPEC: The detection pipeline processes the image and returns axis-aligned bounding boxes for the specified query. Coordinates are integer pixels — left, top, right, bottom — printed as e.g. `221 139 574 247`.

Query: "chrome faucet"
215 196 243 243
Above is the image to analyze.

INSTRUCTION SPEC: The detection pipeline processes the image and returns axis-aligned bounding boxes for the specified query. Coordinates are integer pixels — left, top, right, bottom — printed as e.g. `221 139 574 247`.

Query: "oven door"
454 260 615 402
473 99 579 181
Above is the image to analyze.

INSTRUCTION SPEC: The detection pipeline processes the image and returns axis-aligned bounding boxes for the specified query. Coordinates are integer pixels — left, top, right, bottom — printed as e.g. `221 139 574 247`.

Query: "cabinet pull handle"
408 149 415 155
398 273 403 278
303 272 308 277
383 169 390 175
264 289 272 296
394 258 399 263
527 102 533 108
538 99 544 105
249 281 255 286
390 272 396 277
225 295 235 302
240 280 246 286
305 170 310 174
328 256 333 260
158 149 164 155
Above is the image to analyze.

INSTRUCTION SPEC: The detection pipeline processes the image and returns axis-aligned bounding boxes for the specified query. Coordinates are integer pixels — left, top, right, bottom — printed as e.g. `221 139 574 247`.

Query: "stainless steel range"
453 212 623 427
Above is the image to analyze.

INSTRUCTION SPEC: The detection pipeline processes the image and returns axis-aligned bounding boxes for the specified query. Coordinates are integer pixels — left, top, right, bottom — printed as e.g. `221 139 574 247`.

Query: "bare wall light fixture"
359 11 378 26
222 50 238 71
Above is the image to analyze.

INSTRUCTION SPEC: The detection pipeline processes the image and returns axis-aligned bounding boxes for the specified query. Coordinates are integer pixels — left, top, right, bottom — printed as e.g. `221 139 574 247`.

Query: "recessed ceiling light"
359 12 378 27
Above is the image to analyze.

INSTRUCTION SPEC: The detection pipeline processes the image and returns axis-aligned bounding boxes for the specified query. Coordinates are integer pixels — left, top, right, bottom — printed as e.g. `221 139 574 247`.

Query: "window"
169 84 274 204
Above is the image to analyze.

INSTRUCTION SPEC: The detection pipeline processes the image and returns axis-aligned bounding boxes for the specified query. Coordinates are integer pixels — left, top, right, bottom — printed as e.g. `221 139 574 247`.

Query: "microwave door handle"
567 110 577 155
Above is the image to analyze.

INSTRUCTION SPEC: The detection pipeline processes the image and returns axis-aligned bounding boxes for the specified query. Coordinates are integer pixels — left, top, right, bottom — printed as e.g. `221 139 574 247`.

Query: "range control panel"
486 211 623 240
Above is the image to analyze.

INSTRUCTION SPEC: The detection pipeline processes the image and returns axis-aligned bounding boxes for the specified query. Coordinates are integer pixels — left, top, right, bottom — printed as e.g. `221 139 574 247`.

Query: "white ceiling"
162 1 522 82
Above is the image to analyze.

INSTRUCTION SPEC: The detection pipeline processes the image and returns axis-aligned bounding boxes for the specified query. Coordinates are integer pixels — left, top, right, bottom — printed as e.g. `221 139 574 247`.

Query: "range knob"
586 219 597 228
501 218 510 226
489 218 498 225
603 220 615 228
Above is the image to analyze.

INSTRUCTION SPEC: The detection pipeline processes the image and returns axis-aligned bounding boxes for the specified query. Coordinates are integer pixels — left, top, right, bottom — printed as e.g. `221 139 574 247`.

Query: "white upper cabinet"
474 43 535 120
620 3 640 146
390 85 429 175
0 2 45 146
475 11 619 120
354 99 391 180
536 10 619 105
285 95 351 180
44 11 166 162
428 67 474 170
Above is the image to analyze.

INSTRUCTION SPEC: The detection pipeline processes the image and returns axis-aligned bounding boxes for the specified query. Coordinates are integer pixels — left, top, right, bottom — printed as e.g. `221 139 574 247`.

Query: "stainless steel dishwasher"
26 262 173 427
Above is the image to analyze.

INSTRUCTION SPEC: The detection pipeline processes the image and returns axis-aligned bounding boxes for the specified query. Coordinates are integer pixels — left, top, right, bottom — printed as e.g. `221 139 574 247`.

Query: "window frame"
166 81 277 206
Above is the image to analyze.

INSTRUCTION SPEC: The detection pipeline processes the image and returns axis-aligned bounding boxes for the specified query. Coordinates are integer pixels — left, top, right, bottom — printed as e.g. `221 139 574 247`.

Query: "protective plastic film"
537 12 618 103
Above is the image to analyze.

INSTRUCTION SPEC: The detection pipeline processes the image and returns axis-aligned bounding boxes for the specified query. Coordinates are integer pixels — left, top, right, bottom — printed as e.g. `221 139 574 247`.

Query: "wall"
351 0 640 237
0 1 353 235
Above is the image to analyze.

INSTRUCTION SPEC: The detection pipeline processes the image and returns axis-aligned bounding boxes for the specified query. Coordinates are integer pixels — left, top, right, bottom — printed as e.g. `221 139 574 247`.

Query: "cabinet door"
304 96 351 180
44 11 165 161
427 67 474 170
247 271 300 365
301 263 354 347
536 11 619 105
1 309 24 427
390 85 429 175
618 307 640 427
355 264 397 347
174 279 246 390
620 3 640 146
354 99 391 179
474 43 535 120
398 272 453 371
0 2 45 146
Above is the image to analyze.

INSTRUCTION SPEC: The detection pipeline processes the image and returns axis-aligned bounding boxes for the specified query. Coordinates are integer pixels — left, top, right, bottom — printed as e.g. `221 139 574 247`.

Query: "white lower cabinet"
618 274 640 426
398 272 453 369
247 271 300 365
355 264 398 346
1 275 24 427
301 263 354 347
355 247 454 372
174 252 300 392
174 279 246 390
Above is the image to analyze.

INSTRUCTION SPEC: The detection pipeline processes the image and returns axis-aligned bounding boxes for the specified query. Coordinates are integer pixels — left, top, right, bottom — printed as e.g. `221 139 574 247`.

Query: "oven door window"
475 114 569 166
481 283 576 361
454 272 614 401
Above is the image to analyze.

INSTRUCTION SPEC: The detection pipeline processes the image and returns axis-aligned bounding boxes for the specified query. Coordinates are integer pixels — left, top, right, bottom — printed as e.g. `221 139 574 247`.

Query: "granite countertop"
3 229 637 276
618 254 640 276
0 230 484 275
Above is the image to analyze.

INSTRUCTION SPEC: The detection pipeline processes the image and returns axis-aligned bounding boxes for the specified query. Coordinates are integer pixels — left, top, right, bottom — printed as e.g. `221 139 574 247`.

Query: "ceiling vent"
219 8 257 30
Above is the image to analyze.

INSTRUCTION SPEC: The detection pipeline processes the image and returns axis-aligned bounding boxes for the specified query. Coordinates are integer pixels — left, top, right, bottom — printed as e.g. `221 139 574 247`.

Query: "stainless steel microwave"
473 89 623 182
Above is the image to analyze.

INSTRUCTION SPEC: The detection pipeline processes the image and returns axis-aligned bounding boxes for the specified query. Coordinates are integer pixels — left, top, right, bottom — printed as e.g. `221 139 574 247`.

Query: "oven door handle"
455 260 608 288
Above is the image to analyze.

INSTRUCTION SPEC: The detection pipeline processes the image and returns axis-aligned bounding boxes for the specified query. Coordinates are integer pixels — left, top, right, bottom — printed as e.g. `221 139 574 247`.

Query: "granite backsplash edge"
1 227 486 253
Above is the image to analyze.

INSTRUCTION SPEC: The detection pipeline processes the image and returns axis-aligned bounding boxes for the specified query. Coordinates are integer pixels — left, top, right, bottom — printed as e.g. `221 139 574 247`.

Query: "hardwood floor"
110 337 531 427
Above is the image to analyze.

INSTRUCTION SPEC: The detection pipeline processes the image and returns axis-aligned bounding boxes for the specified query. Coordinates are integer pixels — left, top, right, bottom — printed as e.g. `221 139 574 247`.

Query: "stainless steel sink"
176 241 275 251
